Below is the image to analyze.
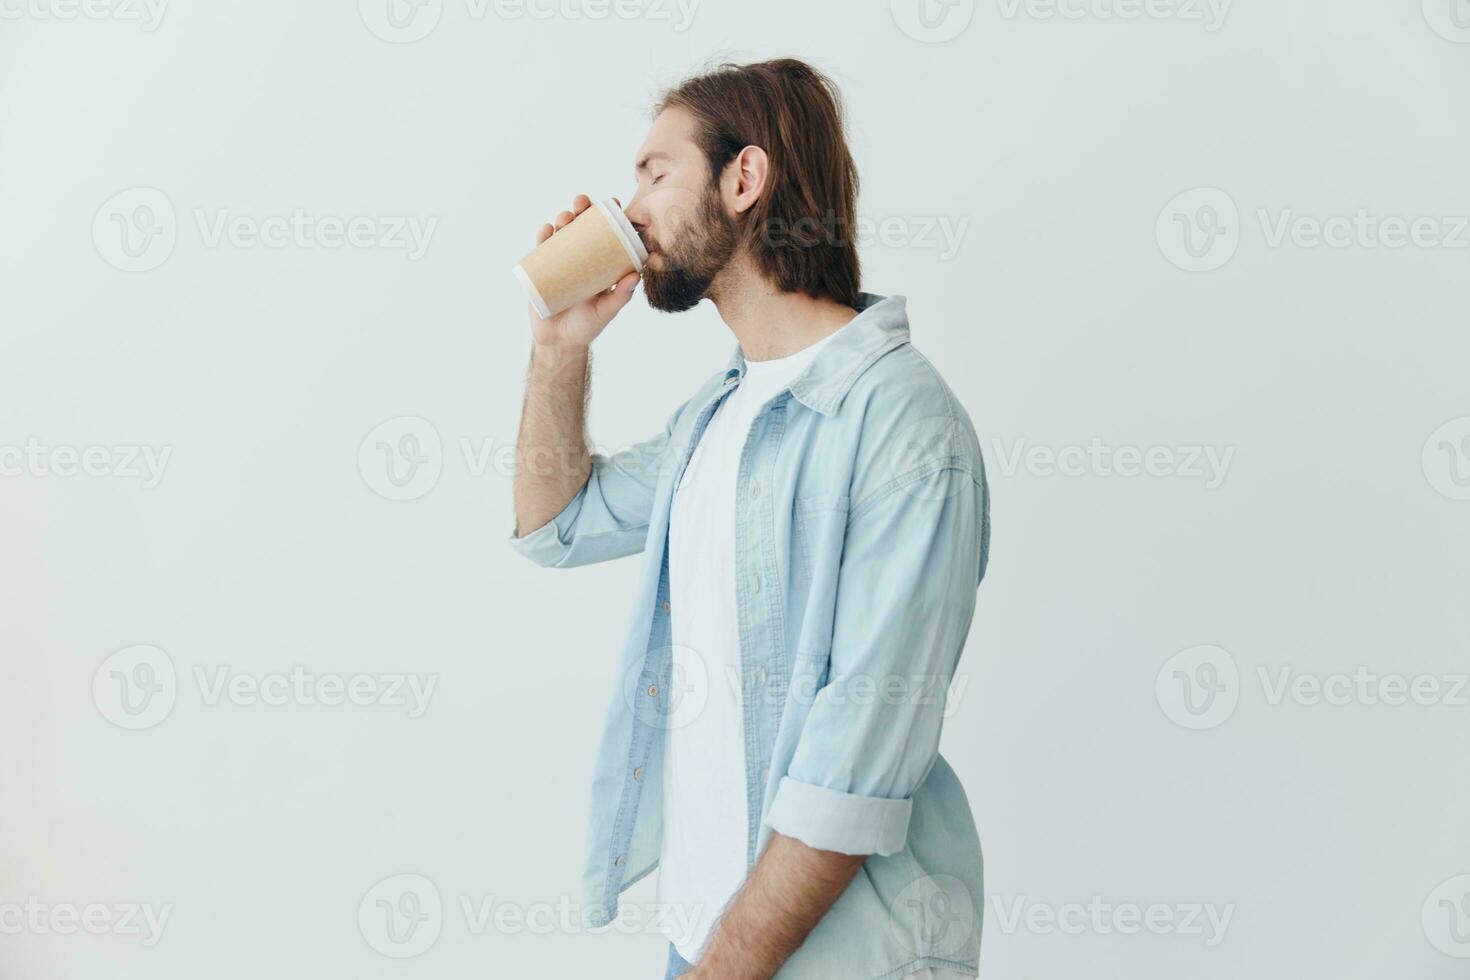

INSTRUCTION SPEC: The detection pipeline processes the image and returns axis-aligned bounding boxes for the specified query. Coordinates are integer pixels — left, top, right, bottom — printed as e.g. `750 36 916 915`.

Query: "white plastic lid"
596 198 649 271
510 262 552 319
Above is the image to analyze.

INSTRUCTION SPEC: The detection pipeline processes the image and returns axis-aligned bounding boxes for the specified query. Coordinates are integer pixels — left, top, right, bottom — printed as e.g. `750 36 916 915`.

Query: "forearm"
691 831 866 980
513 342 593 536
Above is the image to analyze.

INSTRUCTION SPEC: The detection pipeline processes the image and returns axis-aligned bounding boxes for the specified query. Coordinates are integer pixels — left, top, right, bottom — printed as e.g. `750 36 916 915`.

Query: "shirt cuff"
508 492 581 568
764 776 912 857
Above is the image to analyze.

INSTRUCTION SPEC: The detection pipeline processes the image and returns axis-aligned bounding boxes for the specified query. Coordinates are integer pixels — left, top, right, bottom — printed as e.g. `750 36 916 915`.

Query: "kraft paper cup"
512 199 648 318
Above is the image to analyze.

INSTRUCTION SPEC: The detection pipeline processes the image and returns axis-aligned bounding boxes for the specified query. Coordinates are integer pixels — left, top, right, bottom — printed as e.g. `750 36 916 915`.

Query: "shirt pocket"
790 493 850 668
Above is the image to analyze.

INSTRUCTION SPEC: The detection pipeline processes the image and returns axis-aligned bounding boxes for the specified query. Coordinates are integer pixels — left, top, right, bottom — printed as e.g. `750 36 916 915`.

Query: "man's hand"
512 195 641 538
528 193 641 353
687 831 867 980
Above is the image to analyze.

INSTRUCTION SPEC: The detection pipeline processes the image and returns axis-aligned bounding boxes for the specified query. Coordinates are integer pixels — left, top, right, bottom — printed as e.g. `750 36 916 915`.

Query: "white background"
2 0 1468 977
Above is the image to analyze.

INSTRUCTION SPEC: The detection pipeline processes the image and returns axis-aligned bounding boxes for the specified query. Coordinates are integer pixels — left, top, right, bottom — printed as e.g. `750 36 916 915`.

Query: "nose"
623 191 649 228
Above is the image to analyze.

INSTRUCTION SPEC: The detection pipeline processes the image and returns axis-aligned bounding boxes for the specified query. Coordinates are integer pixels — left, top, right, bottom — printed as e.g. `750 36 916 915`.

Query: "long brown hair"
657 58 862 309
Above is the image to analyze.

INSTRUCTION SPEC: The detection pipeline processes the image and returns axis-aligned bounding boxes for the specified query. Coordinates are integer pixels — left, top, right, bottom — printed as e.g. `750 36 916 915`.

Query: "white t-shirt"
659 332 835 962
657 332 970 980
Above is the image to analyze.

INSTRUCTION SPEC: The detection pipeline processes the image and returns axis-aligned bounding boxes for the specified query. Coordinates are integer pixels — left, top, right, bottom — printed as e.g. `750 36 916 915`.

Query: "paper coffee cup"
512 199 648 319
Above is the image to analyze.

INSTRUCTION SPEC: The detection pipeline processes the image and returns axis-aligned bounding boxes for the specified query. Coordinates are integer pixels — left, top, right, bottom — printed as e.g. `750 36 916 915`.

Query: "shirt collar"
720 293 911 417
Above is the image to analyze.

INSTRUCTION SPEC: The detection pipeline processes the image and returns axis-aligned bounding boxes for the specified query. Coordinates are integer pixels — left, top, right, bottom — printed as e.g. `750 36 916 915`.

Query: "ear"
724 145 769 216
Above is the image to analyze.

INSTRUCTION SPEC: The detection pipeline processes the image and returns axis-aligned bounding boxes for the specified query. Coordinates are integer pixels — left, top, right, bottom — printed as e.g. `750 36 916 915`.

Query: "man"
511 58 989 980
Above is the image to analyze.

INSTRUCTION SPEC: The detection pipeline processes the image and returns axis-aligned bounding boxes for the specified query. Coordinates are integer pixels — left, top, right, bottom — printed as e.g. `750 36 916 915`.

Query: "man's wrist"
529 342 590 383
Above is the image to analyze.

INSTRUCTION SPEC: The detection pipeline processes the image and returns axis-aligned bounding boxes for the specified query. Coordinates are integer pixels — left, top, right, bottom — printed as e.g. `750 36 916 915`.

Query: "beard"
640 183 739 313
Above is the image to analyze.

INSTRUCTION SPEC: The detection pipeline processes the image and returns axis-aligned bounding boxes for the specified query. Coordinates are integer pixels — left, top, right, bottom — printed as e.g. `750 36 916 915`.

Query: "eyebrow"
635 151 673 174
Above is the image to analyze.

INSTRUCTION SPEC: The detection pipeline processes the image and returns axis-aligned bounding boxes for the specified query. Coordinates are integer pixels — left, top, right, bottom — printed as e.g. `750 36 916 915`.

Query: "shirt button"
756 666 767 687
647 684 659 697
614 855 626 867
751 572 761 594
661 600 671 613
633 767 644 781
750 480 761 499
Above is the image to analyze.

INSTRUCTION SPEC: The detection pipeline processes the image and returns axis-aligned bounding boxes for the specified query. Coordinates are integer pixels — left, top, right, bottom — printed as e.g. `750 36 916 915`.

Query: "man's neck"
709 258 858 362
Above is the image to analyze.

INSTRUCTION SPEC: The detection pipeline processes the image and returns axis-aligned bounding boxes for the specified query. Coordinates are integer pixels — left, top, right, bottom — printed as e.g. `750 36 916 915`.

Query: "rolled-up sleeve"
509 400 688 569
765 462 987 856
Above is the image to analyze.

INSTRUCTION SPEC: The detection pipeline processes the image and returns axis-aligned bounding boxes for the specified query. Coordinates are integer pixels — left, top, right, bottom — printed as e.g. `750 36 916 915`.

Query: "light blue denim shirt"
511 294 990 979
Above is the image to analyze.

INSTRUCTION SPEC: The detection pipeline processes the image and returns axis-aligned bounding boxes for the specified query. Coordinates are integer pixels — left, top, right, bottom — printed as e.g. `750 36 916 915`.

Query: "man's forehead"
634 107 696 167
